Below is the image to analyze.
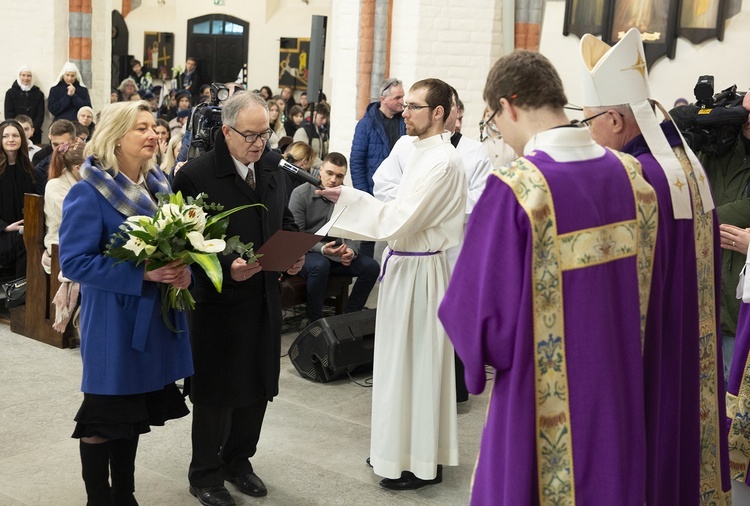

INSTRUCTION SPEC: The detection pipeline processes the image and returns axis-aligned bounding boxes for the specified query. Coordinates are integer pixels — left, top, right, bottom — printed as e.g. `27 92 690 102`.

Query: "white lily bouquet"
105 191 263 327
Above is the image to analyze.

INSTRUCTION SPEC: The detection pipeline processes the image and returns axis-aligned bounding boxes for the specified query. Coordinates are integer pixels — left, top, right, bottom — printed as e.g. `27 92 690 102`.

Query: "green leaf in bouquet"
223 236 263 263
188 251 224 292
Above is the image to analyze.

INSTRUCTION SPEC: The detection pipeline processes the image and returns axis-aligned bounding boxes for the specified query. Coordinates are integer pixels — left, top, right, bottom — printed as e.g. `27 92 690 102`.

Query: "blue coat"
47 80 91 122
349 101 405 194
59 179 193 395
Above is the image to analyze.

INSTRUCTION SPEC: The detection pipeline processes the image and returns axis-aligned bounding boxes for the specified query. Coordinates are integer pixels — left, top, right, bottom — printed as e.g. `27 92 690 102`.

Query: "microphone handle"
278 159 323 189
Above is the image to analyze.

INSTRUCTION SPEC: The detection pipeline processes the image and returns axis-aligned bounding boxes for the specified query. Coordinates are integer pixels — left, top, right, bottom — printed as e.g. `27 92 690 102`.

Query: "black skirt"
72 383 189 440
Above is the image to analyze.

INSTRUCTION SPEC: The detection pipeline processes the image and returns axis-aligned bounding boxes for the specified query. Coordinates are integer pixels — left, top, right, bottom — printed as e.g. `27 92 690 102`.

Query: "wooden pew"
10 194 76 348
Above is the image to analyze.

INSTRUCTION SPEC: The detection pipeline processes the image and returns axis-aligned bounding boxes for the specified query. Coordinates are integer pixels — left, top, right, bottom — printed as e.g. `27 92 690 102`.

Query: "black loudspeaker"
307 15 327 103
289 309 376 383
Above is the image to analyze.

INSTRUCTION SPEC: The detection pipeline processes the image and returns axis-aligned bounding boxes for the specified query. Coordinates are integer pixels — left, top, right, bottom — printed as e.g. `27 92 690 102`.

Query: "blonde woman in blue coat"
59 100 193 505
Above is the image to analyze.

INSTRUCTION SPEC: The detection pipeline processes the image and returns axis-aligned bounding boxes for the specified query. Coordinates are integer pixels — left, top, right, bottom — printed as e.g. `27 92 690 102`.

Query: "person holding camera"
701 92 750 382
578 29 730 505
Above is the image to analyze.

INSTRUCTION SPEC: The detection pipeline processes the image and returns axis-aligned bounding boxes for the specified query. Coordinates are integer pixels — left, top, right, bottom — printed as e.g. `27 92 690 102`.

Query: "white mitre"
580 28 713 218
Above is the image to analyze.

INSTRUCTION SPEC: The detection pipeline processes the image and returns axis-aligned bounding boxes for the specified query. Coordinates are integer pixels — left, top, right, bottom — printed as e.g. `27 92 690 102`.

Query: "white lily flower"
125 215 151 232
181 205 207 233
122 234 156 256
187 231 226 253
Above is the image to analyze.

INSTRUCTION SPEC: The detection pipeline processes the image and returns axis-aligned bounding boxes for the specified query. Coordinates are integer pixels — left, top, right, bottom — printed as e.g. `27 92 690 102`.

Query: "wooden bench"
280 274 352 315
10 193 76 348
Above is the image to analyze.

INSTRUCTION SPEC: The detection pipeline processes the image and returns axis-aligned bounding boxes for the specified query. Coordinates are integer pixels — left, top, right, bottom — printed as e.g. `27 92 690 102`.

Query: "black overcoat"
172 132 297 407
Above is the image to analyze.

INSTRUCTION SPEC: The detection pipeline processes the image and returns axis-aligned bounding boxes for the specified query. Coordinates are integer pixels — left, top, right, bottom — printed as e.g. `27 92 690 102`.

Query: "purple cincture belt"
378 249 441 282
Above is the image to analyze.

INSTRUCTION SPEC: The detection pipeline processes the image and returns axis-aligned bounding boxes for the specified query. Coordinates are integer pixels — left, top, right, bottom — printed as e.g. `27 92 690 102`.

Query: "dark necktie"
245 168 256 190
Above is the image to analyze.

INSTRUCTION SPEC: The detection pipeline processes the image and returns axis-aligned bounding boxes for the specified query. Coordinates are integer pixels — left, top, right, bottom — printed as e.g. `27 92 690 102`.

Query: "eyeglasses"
577 110 625 127
578 110 608 127
380 79 402 97
479 109 502 141
403 103 431 112
229 125 272 143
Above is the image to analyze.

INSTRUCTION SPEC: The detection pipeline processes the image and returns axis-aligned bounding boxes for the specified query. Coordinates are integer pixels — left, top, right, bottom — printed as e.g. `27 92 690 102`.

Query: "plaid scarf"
80 155 171 217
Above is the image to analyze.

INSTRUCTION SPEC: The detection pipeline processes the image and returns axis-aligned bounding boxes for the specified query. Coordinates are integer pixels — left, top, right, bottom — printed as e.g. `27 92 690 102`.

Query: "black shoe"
189 485 236 506
226 472 268 497
379 466 443 491
366 457 372 468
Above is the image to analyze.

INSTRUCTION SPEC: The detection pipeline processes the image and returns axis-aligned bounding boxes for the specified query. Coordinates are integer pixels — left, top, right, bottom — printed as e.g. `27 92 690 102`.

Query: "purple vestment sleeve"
440 174 531 393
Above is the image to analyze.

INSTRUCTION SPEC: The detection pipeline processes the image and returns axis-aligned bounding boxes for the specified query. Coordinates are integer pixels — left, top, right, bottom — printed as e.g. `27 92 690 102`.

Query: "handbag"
2 276 26 308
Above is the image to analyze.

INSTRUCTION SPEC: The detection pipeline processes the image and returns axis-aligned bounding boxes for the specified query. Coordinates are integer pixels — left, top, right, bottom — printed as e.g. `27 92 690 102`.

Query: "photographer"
176 82 244 166
701 92 750 380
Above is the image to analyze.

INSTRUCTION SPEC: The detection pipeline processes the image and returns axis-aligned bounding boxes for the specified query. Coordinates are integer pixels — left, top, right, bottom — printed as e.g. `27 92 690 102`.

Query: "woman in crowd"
4 65 45 144
0 119 35 278
161 131 184 178
272 95 287 123
259 85 272 101
164 90 191 121
59 100 193 505
77 106 96 137
117 78 138 102
43 142 84 333
284 104 304 137
268 100 285 139
43 141 83 272
154 118 170 166
282 141 316 201
48 62 91 122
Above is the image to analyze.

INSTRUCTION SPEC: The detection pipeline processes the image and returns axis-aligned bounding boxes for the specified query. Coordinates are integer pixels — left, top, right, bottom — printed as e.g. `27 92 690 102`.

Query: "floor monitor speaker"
289 309 375 383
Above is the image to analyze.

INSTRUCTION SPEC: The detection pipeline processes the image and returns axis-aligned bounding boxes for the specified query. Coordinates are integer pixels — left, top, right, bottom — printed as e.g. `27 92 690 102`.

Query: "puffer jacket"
349 101 405 194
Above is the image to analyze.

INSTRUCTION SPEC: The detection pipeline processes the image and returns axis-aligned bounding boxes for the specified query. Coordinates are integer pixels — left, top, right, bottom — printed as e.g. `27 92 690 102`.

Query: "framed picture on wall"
143 32 174 81
279 37 310 90
605 0 679 68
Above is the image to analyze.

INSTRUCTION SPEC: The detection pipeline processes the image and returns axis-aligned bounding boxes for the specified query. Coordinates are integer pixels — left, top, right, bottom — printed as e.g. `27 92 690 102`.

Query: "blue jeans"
299 252 380 321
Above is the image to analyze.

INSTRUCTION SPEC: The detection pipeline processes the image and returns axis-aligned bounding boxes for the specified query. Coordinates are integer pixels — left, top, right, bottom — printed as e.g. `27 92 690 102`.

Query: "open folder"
256 206 347 272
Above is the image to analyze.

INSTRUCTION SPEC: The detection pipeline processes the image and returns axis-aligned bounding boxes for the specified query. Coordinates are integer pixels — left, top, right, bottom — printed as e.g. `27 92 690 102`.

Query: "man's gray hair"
380 77 403 97
222 91 268 127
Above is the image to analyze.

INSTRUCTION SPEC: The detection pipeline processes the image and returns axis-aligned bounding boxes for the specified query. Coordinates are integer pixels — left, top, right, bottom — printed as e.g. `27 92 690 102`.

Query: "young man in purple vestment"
438 50 658 505
579 29 731 505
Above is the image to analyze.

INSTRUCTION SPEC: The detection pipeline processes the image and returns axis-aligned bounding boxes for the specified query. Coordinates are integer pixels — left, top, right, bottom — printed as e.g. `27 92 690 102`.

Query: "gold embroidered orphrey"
493 150 656 505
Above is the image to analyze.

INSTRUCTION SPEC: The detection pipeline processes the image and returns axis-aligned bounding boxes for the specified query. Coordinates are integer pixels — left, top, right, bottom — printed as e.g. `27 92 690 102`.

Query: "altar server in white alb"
317 78 466 490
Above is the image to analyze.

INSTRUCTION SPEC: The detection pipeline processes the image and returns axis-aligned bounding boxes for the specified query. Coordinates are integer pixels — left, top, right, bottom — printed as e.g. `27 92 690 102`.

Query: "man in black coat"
173 91 303 506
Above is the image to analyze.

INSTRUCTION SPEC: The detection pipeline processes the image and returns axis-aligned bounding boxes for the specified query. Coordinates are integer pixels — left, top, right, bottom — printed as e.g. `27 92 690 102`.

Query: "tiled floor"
0 307 488 505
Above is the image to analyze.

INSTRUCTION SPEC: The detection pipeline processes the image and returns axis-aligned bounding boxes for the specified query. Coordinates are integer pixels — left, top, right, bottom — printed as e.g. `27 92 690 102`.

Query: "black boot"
109 436 139 506
80 440 112 505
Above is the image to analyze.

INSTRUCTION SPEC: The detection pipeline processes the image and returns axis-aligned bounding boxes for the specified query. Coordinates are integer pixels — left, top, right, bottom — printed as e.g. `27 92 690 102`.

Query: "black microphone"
263 150 323 189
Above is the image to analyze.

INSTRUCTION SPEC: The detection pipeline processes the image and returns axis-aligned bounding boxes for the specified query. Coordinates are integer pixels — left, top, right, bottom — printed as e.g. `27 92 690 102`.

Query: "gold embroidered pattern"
494 158 574 506
494 151 659 505
558 220 637 270
671 145 729 505
608 149 658 349
728 351 750 482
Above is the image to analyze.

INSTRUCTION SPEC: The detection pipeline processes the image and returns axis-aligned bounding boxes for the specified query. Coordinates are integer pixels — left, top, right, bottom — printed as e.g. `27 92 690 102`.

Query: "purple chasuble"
728 303 750 485
622 121 730 505
440 148 649 505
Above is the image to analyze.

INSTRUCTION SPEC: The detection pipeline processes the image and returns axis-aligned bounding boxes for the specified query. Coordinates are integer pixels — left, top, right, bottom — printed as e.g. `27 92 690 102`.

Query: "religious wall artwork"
279 38 310 89
564 0 608 38
563 0 739 68
678 0 725 44
143 32 174 81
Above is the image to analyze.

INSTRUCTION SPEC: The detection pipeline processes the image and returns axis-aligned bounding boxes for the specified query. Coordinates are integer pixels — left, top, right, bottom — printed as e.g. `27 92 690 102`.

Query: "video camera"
670 75 748 157
187 83 231 159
